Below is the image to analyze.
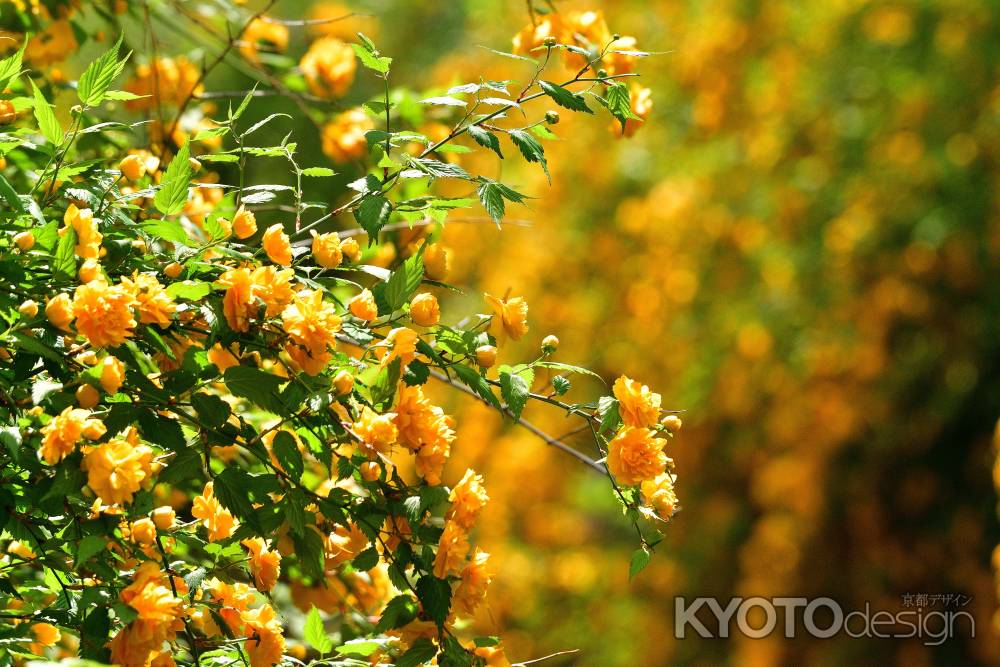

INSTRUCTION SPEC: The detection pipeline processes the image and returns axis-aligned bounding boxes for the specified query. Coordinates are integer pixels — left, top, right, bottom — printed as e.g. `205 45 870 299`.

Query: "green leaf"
499 371 530 421
31 81 62 145
213 466 260 532
78 35 129 106
165 281 211 301
190 392 231 428
354 194 392 241
12 332 62 363
53 226 77 279
368 357 401 409
539 80 593 114
75 534 107 565
397 637 438 667
467 125 503 159
419 96 467 107
103 89 145 101
382 251 425 311
154 142 192 216
597 396 621 436
453 364 501 410
535 361 605 384
405 156 470 180
301 166 337 177
629 547 652 579
352 546 379 571
304 606 334 655
0 174 23 212
0 42 25 90
375 594 419 633
271 430 304 481
509 129 549 182
601 82 639 134
476 178 527 227
415 575 452 628
141 219 190 245
224 365 287 415
350 42 391 74
337 639 384 657
552 375 571 395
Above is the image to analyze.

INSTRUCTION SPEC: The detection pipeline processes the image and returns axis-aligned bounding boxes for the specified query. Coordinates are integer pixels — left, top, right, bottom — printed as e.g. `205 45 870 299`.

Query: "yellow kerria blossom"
281 288 341 375
122 272 177 327
45 293 74 331
300 36 356 98
446 468 489 530
232 205 258 239
100 356 125 394
204 577 255 635
324 522 370 568
433 520 470 579
606 426 668 486
72 279 138 348
207 342 240 371
409 292 440 327
241 602 285 667
454 549 491 616
262 223 292 265
251 265 295 317
423 243 451 280
124 57 203 111
320 108 373 163
353 406 398 457
61 203 102 259
613 375 662 427
30 622 61 647
192 482 238 542
81 429 154 505
383 327 418 366
218 267 255 332
25 19 77 66
310 230 343 268
348 288 378 321
484 292 529 344
40 406 106 465
243 538 281 592
415 432 452 486
393 384 454 451
641 472 678 521
239 16 289 64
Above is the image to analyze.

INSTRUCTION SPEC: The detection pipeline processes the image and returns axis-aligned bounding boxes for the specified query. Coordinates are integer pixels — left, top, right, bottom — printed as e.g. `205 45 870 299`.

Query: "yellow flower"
61 204 102 259
423 243 451 280
81 430 154 504
40 407 106 465
152 506 176 530
281 289 341 375
262 223 292 265
207 342 240 371
124 57 203 110
192 482 238 542
433 520 469 579
218 267 255 332
13 230 35 251
232 205 257 239
613 375 662 427
45 293 74 331
310 230 343 268
333 369 354 395
251 265 296 316
78 258 102 282
241 603 285 667
239 16 289 64
353 406 398 457
454 549 491 616
320 108 373 162
512 14 565 55
76 383 99 408
30 622 61 647
606 426 668 486
119 154 146 181
324 522 370 568
18 300 38 318
409 292 440 327
415 434 452 486
300 37 356 98
73 279 138 348
474 644 513 667
394 384 455 452
130 517 157 545
100 356 125 394
243 538 281 592
484 292 529 344
446 469 489 530
340 236 361 262
120 561 182 624
475 345 497 369
122 272 177 328
641 473 678 521
348 288 378 321
25 20 77 66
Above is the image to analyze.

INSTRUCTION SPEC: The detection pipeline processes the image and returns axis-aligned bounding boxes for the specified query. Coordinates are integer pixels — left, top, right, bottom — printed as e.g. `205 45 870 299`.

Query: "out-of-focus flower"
300 36 356 98
433 520 470 578
320 109 373 162
485 292 529 344
239 17 289 64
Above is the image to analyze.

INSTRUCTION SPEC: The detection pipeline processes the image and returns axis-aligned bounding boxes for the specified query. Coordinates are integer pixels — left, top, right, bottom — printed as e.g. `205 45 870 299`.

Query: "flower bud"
100 356 125 394
475 345 497 369
13 231 35 251
545 110 560 125
333 370 355 395
232 205 257 240
79 258 101 283
348 289 378 322
340 236 361 262
119 154 145 181
424 243 451 280
541 334 560 352
130 517 157 545
152 506 176 531
77 350 99 366
18 300 38 318
164 262 183 279
661 415 682 432
409 292 440 327
131 239 146 252
188 157 202 173
359 461 380 482
45 294 74 331
76 384 100 409
544 36 557 47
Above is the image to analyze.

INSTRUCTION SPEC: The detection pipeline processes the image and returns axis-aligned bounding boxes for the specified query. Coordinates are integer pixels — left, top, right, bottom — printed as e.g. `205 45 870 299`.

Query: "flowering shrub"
0 2 676 666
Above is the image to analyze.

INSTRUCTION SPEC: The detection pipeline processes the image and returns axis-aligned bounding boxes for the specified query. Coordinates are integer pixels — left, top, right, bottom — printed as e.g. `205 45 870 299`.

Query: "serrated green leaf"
154 142 192 216
78 35 129 106
539 80 593 114
466 125 502 159
53 226 76 278
304 606 334 655
415 575 452 628
190 392 231 428
453 364 501 410
534 361 605 384
354 194 391 241
0 42 26 90
500 371 529 421
141 219 190 245
301 166 336 177
338 639 384 657
224 365 287 415
629 547 652 579
31 81 62 145
601 82 639 134
509 129 549 182
382 251 424 311
397 637 438 667
350 42 391 74
271 430 304 481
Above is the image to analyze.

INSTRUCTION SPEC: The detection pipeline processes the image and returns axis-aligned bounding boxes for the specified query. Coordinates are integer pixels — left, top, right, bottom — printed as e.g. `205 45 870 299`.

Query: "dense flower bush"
0 2 675 666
